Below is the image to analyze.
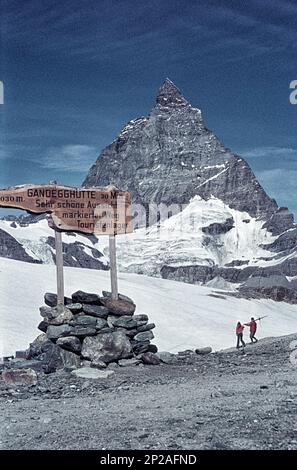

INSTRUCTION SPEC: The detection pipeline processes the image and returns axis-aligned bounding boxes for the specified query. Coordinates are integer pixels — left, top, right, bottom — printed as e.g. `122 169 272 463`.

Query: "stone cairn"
27 290 160 373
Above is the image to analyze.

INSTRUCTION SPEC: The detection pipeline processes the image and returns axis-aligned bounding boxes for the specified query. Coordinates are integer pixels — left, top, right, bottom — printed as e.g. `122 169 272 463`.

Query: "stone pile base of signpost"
24 290 160 373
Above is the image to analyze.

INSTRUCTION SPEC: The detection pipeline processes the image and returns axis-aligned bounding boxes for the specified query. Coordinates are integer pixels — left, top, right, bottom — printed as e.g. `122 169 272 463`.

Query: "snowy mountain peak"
156 78 188 107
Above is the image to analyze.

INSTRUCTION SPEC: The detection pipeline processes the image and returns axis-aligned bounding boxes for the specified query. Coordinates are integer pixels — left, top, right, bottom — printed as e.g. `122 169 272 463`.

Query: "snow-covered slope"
98 195 277 274
1 195 297 301
1 257 297 357
0 196 277 272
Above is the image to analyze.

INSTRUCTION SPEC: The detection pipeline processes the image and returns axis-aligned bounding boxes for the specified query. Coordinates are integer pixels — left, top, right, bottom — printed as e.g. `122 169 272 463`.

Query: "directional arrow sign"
0 184 132 235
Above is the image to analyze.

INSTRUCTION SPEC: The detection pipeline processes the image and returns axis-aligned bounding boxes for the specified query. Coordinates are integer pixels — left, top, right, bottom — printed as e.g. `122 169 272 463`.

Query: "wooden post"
55 229 65 305
109 234 118 300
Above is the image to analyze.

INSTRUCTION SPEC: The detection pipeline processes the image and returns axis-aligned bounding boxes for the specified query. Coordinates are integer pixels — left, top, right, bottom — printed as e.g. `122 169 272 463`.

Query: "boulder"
133 314 149 322
39 306 59 321
28 333 48 358
71 367 114 379
136 323 155 333
59 349 82 369
132 340 150 355
70 315 97 327
46 324 74 341
38 321 49 333
102 298 136 316
48 306 73 325
81 331 132 364
195 347 212 355
157 351 178 364
102 291 134 304
31 340 64 374
70 326 97 337
44 292 72 307
148 344 158 353
113 316 138 329
2 368 38 386
56 336 82 354
82 304 109 318
66 303 83 314
133 330 154 342
141 352 161 365
72 290 102 305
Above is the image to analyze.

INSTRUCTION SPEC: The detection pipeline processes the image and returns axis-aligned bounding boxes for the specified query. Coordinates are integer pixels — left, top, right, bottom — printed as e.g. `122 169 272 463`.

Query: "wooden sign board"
0 184 132 235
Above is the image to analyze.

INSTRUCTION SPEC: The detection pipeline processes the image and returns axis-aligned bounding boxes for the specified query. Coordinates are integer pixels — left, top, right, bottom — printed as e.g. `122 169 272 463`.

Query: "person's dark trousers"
250 332 258 343
236 333 246 348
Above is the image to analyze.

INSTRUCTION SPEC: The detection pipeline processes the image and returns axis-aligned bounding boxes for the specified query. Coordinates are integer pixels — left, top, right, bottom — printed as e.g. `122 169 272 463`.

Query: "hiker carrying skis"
244 317 258 343
236 322 246 349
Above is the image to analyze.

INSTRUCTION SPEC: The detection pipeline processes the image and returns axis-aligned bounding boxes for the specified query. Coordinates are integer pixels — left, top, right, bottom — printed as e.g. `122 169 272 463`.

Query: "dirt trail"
1 334 297 450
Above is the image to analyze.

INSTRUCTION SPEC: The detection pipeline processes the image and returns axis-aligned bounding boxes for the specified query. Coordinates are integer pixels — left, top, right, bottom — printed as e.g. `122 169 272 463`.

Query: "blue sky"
0 0 297 217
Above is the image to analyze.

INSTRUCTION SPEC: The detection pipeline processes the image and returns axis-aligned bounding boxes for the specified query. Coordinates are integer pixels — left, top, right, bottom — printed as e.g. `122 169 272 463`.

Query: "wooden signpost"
0 183 133 303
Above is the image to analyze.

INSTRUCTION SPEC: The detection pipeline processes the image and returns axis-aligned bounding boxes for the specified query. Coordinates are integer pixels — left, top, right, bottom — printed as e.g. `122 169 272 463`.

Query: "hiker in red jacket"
244 317 258 344
236 322 246 349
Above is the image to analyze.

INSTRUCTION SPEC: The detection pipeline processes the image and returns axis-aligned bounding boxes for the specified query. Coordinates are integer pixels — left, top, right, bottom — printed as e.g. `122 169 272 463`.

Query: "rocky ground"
1 333 297 450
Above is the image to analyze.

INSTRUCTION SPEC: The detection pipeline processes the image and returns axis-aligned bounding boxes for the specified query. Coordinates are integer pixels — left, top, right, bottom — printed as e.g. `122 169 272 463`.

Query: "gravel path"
1 334 297 450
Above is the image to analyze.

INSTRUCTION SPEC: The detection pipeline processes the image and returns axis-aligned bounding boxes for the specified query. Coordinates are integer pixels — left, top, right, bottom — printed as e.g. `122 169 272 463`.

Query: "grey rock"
28 333 48 357
46 324 73 341
133 314 149 322
70 315 97 327
157 351 178 364
102 291 134 304
102 298 136 316
202 217 234 235
48 306 73 325
71 367 115 379
56 336 82 354
82 304 109 318
3 359 44 372
195 347 212 355
59 349 82 369
44 292 72 307
72 290 103 305
134 330 154 342
70 326 97 337
2 368 38 386
39 306 59 321
67 303 83 314
136 323 155 333
112 316 138 329
38 320 49 333
132 341 150 355
81 331 132 364
141 352 161 365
